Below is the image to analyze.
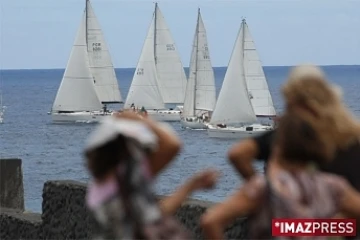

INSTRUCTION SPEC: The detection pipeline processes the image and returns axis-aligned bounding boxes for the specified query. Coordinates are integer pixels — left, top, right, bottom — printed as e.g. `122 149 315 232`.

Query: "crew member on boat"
201 113 206 122
103 105 107 114
140 106 148 118
130 103 135 112
201 112 209 122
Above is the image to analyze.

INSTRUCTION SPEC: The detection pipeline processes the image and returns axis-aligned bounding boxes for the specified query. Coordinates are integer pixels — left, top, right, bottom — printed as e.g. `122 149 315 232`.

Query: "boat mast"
193 8 200 114
241 18 246 65
241 18 256 120
85 0 88 47
241 18 247 86
154 2 158 64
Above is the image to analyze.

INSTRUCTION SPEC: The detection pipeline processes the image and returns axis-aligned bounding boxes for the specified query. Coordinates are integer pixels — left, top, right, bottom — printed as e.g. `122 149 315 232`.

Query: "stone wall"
41 181 100 239
0 159 24 211
0 180 247 239
0 208 42 239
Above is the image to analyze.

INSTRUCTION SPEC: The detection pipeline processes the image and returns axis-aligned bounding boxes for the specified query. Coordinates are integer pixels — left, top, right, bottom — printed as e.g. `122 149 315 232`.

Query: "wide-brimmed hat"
84 116 158 153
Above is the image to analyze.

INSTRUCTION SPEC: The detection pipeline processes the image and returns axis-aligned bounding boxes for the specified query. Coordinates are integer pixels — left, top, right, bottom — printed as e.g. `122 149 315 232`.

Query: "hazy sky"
0 0 359 69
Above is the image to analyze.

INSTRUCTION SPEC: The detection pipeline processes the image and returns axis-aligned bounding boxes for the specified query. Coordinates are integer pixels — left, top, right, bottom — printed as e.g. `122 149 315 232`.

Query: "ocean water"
0 65 359 213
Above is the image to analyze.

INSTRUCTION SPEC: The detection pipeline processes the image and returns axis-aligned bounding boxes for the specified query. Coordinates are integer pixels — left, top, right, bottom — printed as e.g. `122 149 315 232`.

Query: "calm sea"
0 65 359 212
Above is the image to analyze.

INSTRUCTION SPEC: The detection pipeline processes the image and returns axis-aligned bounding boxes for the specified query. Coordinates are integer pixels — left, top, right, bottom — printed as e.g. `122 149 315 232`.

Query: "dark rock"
0 208 42 240
1 180 248 239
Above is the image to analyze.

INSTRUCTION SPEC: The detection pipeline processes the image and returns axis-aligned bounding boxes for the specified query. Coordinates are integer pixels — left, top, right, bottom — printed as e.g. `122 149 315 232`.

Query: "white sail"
52 13 102 112
124 17 165 110
243 21 276 117
154 3 187 104
86 0 122 104
194 11 216 112
182 15 198 117
210 23 257 125
183 9 216 117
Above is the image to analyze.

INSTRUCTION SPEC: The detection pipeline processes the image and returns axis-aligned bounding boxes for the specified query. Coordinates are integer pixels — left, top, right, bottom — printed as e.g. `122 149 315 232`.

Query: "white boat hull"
0 107 5 124
207 124 273 139
51 111 112 123
180 117 209 130
147 109 181 122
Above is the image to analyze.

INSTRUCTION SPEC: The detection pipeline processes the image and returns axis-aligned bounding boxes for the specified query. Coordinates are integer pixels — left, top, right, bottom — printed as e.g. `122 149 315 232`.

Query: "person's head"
282 64 360 149
84 116 158 181
282 64 341 114
85 135 130 181
273 110 336 166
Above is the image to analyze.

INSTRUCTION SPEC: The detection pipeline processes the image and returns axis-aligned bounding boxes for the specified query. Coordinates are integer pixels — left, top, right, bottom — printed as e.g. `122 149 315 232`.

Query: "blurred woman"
228 65 360 192
201 110 360 239
84 111 218 239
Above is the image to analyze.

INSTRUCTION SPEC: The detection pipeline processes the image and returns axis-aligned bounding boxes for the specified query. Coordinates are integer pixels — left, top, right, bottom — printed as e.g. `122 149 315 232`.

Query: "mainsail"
86 0 122 104
183 8 216 117
153 3 187 104
242 19 276 117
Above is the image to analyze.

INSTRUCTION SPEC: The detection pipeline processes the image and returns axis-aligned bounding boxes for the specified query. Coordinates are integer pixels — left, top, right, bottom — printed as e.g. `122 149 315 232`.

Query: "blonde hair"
275 110 336 164
282 64 360 150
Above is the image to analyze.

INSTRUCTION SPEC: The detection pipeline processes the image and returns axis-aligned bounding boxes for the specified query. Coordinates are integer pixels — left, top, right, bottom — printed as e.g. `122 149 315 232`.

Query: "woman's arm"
160 169 218 216
228 139 259 180
338 179 360 218
201 176 265 239
228 130 275 180
142 119 182 175
114 111 182 176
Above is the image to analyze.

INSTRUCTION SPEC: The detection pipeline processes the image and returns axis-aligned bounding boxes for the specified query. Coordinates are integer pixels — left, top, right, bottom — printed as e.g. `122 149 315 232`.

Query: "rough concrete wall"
0 208 42 240
0 180 248 239
42 181 99 239
41 181 247 239
0 159 24 211
174 199 248 239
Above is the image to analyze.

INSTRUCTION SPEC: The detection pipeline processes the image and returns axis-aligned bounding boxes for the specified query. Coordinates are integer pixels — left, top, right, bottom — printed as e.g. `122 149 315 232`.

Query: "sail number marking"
137 68 144 75
92 42 102 51
203 44 209 59
166 44 175 51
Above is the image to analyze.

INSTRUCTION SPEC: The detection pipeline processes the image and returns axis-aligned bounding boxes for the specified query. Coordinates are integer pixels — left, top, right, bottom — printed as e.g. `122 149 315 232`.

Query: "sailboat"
180 8 216 130
50 0 122 123
124 3 187 122
207 19 276 138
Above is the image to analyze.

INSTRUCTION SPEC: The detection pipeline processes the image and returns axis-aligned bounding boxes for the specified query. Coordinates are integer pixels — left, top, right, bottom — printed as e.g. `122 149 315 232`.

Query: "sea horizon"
1 64 359 72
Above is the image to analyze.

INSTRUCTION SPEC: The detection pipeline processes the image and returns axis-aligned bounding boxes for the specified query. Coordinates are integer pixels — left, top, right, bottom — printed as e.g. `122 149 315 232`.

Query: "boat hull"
51 111 111 123
180 118 209 130
207 124 273 139
0 107 5 124
144 109 181 122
